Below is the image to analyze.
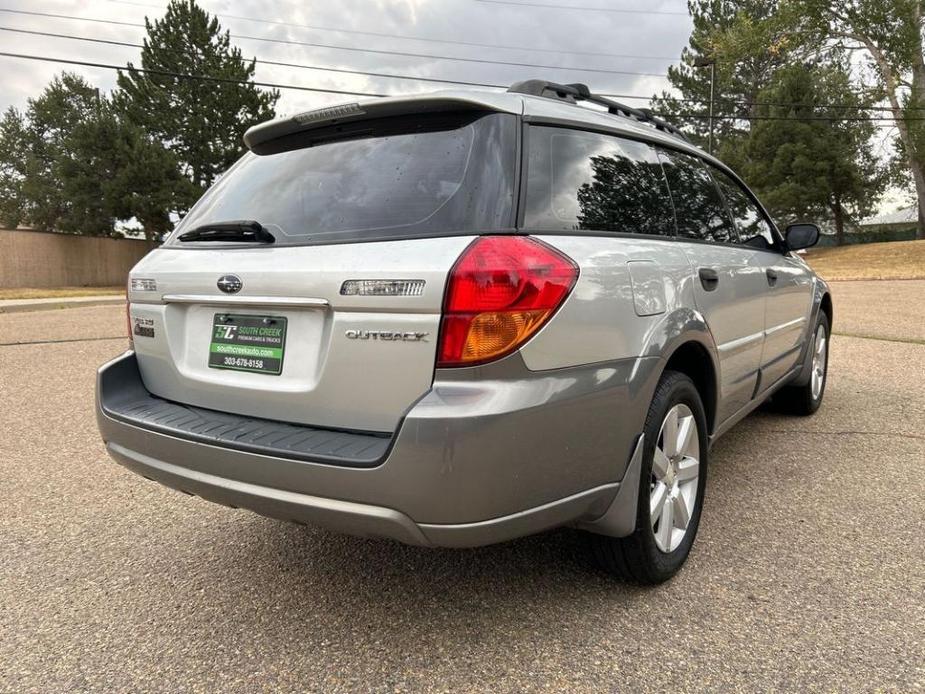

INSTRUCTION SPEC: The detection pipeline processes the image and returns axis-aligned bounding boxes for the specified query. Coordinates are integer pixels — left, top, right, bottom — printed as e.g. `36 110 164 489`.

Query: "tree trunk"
914 166 925 241
832 198 845 246
859 31 925 240
909 4 925 241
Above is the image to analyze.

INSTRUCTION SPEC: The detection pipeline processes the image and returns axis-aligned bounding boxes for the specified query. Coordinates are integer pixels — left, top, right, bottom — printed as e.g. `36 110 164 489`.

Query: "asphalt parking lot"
1 281 923 692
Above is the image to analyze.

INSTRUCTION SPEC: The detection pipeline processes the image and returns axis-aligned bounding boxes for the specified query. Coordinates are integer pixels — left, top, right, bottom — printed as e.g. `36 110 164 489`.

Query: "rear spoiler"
243 92 522 152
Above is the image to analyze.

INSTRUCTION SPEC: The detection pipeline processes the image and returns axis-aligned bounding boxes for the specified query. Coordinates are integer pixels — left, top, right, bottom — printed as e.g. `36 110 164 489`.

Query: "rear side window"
657 149 737 244
710 167 777 249
523 126 675 236
169 112 516 246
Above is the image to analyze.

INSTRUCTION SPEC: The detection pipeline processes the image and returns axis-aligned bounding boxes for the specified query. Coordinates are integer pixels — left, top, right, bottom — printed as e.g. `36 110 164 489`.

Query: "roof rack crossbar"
507 79 687 141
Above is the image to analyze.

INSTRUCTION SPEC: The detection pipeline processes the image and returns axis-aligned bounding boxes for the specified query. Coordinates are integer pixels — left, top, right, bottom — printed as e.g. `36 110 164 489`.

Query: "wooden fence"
0 229 157 288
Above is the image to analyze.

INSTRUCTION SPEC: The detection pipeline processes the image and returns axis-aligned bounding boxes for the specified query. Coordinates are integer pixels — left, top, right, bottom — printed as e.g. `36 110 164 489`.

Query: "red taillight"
437 236 578 367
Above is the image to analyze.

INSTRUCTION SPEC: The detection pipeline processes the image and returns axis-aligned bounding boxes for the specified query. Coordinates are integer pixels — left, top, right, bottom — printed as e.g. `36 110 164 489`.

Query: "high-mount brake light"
437 236 578 367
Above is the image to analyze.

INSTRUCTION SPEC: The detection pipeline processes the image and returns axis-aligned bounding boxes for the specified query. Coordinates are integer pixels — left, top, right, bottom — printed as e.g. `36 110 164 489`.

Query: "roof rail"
507 79 687 141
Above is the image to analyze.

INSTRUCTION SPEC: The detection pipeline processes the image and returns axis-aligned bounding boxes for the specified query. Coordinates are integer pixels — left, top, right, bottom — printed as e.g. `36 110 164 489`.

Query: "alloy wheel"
650 403 700 553
811 324 827 401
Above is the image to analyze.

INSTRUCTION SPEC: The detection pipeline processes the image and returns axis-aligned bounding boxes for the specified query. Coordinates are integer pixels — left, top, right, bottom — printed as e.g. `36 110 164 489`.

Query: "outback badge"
345 330 428 342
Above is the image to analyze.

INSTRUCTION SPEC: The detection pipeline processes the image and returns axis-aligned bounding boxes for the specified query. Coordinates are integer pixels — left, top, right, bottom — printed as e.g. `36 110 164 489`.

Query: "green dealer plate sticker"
208 314 287 375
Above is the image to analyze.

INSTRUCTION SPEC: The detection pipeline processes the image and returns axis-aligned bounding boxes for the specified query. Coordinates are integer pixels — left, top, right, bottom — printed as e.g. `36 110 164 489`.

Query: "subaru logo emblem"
217 274 243 294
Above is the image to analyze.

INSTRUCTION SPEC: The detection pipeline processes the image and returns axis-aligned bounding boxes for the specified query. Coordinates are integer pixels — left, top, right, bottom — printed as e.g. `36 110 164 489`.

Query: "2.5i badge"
208 314 287 375
133 317 155 338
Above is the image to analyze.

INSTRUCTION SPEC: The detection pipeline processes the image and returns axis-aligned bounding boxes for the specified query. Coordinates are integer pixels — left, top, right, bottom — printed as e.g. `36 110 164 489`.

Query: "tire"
589 370 709 584
773 312 830 416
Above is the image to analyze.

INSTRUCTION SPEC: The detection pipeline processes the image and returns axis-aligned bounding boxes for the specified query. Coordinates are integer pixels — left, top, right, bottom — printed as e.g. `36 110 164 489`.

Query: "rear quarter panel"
520 235 707 369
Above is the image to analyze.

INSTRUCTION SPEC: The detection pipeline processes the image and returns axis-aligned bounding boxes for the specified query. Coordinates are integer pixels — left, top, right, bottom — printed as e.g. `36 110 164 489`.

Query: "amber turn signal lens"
456 309 551 363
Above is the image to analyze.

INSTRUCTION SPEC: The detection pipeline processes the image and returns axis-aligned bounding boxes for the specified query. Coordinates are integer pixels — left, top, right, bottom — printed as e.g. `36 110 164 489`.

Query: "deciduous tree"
722 0 925 238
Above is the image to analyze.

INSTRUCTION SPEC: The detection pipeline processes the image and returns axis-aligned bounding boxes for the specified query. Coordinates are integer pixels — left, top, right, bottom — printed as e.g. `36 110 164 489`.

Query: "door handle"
766 268 779 286
698 267 719 291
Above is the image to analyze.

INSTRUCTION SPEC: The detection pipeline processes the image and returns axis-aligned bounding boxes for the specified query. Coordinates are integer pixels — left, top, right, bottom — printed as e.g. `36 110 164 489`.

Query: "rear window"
523 126 675 236
169 112 516 246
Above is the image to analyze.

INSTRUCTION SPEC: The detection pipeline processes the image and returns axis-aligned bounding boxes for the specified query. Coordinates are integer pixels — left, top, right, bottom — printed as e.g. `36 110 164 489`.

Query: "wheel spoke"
656 498 674 549
652 447 671 480
650 481 668 519
810 326 827 399
672 492 691 530
676 415 695 457
661 407 680 458
676 456 699 482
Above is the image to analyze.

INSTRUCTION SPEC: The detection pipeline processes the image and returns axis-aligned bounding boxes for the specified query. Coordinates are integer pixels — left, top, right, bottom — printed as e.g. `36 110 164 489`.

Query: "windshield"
169 112 517 246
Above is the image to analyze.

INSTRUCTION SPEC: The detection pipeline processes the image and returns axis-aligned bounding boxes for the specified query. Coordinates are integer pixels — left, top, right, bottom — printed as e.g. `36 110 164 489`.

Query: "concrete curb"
0 297 124 314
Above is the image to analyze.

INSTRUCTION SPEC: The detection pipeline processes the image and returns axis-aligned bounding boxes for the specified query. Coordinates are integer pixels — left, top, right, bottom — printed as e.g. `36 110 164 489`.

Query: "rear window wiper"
178 220 276 244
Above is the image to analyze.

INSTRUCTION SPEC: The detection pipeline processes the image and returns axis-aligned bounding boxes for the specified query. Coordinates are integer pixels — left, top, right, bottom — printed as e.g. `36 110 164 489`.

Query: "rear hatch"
128 108 517 433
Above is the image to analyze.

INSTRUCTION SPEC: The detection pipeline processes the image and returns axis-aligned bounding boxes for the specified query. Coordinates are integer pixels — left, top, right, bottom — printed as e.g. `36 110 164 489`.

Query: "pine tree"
18 74 102 232
656 0 791 158
0 107 27 228
116 0 278 205
778 0 925 238
59 99 199 239
0 72 195 238
743 63 885 243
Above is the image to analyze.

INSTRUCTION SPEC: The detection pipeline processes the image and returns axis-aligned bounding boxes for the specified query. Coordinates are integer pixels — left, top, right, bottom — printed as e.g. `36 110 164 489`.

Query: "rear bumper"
97 351 659 547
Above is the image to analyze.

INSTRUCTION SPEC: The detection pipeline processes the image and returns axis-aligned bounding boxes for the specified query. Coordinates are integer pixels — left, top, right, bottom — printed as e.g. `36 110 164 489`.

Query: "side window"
523 126 676 236
657 149 737 244
710 168 777 249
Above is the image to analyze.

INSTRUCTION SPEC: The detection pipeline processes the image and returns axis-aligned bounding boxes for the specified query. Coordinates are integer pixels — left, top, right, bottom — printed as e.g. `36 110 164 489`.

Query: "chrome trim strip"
717 331 764 356
764 315 806 337
160 294 329 308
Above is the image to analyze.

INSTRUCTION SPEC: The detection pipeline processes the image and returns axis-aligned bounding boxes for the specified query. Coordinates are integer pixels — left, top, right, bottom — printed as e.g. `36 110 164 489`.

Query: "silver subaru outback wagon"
96 80 831 583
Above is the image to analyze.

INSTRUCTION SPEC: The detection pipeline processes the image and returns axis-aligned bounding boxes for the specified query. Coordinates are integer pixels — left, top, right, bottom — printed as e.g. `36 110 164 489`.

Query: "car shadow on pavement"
205 518 666 646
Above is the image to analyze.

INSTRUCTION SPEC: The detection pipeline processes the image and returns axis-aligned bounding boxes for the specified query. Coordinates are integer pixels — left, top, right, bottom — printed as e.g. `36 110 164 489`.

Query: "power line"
668 112 925 122
3 24 676 95
0 7 671 78
5 24 916 116
4 50 925 125
0 25 512 90
472 0 689 16
102 0 678 61
0 19 914 117
665 96 925 113
0 51 388 97
5 8 907 114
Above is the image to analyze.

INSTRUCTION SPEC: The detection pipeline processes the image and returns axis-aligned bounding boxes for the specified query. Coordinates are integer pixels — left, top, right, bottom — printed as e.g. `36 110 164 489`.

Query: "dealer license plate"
208 313 287 375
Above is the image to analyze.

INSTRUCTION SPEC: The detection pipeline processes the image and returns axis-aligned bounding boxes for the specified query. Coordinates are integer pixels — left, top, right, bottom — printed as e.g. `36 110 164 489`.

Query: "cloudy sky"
0 0 908 215
0 0 692 115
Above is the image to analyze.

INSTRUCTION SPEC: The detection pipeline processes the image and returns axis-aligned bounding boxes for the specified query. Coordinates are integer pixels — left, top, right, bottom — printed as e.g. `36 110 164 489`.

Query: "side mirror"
785 223 820 251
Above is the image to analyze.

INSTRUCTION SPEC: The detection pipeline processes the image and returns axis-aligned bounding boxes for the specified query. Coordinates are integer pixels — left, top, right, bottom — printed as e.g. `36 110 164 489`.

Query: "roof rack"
507 79 687 141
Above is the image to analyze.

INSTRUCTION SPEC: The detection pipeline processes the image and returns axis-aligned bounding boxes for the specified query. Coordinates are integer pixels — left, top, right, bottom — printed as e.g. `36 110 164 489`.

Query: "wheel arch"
640 308 721 437
661 339 719 436
820 291 833 328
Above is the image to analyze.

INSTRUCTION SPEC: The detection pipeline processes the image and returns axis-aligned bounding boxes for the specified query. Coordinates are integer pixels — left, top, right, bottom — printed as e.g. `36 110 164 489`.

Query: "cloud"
0 0 692 114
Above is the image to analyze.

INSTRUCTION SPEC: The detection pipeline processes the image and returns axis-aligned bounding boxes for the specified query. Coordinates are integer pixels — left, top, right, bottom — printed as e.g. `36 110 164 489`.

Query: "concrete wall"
0 229 157 289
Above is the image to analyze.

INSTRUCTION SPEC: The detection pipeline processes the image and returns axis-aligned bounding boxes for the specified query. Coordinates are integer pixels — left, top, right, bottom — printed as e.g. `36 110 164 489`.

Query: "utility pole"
693 57 716 155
